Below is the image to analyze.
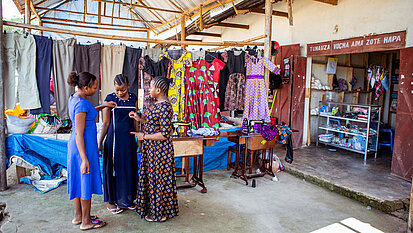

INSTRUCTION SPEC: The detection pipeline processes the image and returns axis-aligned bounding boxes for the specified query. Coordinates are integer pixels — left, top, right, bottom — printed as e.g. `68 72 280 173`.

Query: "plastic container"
319 134 334 143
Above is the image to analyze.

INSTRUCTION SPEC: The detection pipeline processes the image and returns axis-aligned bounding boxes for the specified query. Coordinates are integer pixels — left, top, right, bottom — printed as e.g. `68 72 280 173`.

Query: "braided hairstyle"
114 74 129 86
151 76 172 95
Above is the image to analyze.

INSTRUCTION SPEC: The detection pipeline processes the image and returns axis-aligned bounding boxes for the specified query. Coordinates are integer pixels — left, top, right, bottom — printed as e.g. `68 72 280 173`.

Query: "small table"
225 131 280 185
132 133 216 193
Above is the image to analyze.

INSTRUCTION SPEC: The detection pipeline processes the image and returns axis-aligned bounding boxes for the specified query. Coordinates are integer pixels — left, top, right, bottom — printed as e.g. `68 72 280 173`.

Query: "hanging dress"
185 59 220 130
136 101 178 222
103 92 138 208
224 51 246 111
139 55 170 117
161 51 192 122
243 56 280 122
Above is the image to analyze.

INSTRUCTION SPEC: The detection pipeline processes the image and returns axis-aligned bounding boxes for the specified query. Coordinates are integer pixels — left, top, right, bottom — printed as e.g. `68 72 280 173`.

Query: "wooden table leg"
185 157 190 182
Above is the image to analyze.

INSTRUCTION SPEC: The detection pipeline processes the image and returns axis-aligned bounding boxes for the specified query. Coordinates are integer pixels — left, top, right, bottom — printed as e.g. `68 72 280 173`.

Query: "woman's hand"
81 159 90 175
129 111 142 121
104 101 117 108
134 132 144 141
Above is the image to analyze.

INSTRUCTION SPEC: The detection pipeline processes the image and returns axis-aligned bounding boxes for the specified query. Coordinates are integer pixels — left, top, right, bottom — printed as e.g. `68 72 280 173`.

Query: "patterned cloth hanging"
184 59 220 130
161 51 192 122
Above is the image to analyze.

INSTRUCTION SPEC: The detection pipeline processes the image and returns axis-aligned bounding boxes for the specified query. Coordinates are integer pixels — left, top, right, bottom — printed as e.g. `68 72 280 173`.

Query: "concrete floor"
0 170 407 233
280 146 411 210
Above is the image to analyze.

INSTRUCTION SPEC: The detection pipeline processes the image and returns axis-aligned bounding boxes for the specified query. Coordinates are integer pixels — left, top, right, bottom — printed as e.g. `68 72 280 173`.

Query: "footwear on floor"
80 219 106 231
72 215 99 225
106 206 124 214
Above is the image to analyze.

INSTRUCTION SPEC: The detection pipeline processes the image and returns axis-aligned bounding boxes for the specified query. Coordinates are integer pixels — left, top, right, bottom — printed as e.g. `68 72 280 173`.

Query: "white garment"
3 33 41 109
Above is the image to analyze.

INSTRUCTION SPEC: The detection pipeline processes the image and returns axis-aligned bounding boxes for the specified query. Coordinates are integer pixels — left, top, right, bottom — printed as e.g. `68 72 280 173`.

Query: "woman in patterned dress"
129 76 178 222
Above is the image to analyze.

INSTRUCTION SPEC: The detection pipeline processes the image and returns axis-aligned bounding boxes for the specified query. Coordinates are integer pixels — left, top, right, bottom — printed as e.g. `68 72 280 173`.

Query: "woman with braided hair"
129 76 178 222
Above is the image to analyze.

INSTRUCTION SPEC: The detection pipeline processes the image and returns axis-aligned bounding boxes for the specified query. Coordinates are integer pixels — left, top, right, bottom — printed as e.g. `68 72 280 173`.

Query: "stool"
378 128 394 151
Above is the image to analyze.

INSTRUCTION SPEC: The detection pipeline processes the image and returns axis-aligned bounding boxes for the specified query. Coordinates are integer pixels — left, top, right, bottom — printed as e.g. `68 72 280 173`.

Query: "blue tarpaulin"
6 128 241 192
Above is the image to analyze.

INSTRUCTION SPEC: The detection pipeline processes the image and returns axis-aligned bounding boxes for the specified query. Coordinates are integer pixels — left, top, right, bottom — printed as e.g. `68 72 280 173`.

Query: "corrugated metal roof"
14 0 264 36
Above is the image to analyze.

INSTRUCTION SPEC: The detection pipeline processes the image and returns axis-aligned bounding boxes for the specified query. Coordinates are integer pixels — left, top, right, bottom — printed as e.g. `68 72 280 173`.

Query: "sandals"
80 219 106 231
72 215 98 225
144 215 167 222
107 206 124 214
127 204 137 210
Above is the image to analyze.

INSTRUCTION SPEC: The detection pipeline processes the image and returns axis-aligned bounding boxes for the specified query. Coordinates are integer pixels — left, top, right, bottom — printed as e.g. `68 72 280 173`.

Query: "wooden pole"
408 176 413 233
3 21 264 47
0 0 7 192
83 0 87 22
264 0 273 92
98 2 102 24
25 0 31 32
199 4 204 31
287 0 293 26
210 34 266 51
147 30 150 48
181 15 186 48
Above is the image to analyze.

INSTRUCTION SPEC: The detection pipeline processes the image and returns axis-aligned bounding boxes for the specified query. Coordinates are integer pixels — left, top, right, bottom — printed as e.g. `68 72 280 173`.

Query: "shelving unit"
316 101 381 164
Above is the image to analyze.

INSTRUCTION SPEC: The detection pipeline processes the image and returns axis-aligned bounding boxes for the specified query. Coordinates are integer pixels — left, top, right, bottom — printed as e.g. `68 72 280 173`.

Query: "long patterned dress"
136 101 178 221
185 59 220 130
161 51 192 122
243 56 280 122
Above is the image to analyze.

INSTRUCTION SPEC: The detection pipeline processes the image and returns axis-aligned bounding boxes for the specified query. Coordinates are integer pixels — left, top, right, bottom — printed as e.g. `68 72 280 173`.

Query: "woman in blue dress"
67 71 116 230
98 74 138 214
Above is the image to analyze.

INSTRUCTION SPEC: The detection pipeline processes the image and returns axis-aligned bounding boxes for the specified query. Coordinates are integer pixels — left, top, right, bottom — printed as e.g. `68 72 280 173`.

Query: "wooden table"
133 133 216 193
224 131 281 185
172 136 216 193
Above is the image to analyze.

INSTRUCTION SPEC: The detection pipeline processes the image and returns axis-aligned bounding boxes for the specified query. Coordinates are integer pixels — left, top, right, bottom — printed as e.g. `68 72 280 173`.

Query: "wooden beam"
147 30 150 48
134 1 166 24
111 0 115 24
313 0 338 6
42 20 147 32
206 22 249 30
191 32 221 38
210 34 266 51
35 7 162 24
4 20 264 47
29 0 41 23
84 0 87 22
151 0 235 33
167 0 184 12
231 2 239 14
13 0 24 14
126 6 152 29
287 0 293 26
92 0 182 14
36 0 69 19
34 0 48 6
199 4 204 31
25 0 30 32
181 15 186 48
98 2 102 24
42 17 147 30
216 0 224 7
264 0 273 92
249 8 288 18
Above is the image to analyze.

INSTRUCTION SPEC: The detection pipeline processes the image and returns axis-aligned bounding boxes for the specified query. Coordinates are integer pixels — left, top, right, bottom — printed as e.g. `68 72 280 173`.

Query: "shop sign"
307 30 406 56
